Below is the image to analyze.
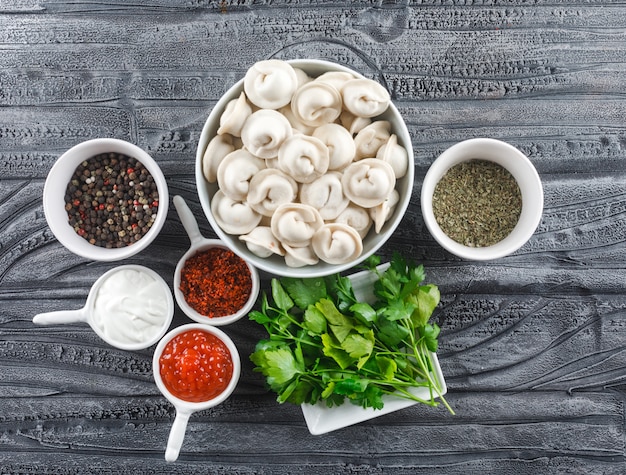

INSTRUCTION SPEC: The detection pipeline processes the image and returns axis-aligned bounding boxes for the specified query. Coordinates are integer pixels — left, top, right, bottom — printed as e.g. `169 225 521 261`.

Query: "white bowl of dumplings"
196 58 414 277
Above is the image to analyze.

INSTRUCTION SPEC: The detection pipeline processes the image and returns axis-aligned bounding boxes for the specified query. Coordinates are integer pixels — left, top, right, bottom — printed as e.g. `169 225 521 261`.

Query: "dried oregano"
432 159 522 247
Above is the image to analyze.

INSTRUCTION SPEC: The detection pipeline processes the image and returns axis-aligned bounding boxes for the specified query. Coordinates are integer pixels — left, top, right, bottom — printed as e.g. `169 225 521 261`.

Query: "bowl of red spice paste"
152 323 241 462
174 241 260 326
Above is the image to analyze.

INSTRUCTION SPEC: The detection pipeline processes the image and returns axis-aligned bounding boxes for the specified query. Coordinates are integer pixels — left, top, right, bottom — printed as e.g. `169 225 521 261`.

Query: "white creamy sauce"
92 268 169 345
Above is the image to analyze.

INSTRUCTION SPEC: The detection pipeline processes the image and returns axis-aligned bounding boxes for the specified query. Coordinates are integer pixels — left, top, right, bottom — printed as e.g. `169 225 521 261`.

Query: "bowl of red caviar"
152 323 241 462
43 138 169 261
173 196 260 326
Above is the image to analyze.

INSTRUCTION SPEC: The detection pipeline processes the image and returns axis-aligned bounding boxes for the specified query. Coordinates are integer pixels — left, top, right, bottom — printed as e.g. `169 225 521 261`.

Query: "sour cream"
92 267 171 346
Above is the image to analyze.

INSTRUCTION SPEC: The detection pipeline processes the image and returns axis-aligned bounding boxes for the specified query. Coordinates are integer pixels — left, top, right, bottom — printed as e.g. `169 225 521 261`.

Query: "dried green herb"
432 159 522 247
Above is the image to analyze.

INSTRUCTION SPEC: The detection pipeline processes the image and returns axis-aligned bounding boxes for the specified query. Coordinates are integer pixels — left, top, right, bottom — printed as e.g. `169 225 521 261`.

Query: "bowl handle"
173 195 204 246
165 407 192 462
33 308 88 325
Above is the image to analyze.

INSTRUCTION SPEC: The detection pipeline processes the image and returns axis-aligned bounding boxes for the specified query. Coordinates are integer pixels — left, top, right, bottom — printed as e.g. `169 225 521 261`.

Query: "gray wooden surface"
1 1 625 473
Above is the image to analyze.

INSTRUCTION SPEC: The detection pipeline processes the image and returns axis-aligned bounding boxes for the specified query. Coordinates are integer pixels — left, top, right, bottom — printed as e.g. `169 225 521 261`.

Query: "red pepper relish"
179 247 252 318
159 329 234 403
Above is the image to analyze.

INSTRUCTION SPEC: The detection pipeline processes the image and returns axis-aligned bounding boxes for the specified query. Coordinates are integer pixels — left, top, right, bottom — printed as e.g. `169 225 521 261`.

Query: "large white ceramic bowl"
421 138 543 260
43 138 169 261
196 59 414 277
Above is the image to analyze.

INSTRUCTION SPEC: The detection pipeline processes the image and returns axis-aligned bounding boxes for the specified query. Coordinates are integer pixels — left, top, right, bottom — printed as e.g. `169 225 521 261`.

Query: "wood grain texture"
1 1 626 473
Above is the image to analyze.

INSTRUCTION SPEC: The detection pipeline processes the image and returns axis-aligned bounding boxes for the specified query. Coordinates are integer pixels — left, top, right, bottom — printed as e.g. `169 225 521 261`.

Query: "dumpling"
376 134 408 179
312 123 356 171
239 226 285 258
202 133 236 183
216 149 266 201
354 120 391 160
277 135 330 184
270 203 324 247
369 189 400 233
247 168 298 217
340 110 371 136
311 223 363 265
282 243 319 268
342 78 390 118
291 81 342 127
243 59 298 109
241 109 293 159
299 171 349 220
210 190 262 235
315 71 357 92
278 104 316 135
217 91 252 137
333 204 373 239
293 67 312 87
341 158 396 208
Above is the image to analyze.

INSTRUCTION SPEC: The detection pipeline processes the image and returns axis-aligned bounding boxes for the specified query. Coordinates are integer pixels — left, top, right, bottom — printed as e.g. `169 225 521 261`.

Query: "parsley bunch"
250 253 454 414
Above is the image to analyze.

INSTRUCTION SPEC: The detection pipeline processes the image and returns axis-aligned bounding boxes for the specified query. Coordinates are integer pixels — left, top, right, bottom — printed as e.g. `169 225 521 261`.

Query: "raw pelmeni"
202 134 236 183
277 135 330 184
376 134 408 179
341 158 396 208
270 203 324 247
370 188 400 233
291 80 343 127
340 110 371 136
282 243 319 267
247 168 298 217
311 223 363 264
239 226 285 258
299 171 349 220
354 120 391 160
315 71 357 92
202 58 410 269
241 109 293 159
210 190 262 235
333 204 372 239
217 91 252 137
216 149 265 201
312 123 356 170
244 59 298 109
342 78 391 118
279 105 315 135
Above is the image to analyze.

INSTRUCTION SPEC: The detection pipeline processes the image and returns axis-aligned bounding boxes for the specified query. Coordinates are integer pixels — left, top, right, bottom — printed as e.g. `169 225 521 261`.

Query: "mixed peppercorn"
64 153 159 248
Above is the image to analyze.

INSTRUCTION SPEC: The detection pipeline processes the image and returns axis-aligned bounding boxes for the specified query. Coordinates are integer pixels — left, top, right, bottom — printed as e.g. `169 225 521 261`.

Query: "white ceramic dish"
152 323 241 462
195 58 414 278
32 264 174 351
421 138 543 260
300 264 447 435
172 195 260 326
43 138 169 261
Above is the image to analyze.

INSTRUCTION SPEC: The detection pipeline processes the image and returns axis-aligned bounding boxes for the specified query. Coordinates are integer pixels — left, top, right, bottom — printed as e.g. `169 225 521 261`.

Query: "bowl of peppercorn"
43 138 169 261
421 138 543 260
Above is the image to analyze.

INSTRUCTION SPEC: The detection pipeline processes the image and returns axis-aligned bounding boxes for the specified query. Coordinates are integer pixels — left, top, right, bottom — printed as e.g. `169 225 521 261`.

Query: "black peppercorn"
65 153 159 248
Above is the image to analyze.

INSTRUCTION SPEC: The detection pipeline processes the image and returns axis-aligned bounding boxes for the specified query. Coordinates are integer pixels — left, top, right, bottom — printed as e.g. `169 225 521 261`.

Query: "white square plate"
300 264 447 435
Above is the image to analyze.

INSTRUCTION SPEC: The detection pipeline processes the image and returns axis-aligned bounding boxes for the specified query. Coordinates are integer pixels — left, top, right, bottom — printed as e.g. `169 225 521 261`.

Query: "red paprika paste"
180 247 252 318
159 329 233 403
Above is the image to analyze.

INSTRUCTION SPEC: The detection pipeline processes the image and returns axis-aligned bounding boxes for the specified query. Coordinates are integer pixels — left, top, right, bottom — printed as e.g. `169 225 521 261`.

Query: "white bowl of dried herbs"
421 138 543 260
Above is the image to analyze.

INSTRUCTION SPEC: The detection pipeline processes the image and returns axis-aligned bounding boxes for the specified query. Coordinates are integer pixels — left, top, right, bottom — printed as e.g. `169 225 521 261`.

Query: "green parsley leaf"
316 298 353 343
250 347 300 390
271 279 294 312
281 277 327 309
249 253 454 415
